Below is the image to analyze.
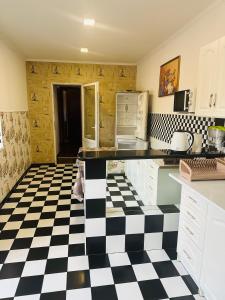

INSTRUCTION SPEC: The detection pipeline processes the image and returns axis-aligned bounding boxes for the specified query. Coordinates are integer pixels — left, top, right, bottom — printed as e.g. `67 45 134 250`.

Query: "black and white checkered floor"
0 164 202 299
106 174 144 208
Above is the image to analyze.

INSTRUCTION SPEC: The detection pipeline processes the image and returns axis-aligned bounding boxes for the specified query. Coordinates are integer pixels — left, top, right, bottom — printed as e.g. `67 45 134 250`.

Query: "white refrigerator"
115 91 149 150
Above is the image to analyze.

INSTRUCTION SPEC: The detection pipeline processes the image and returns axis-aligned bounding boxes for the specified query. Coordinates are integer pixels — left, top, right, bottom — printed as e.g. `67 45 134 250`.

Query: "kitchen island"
78 149 225 255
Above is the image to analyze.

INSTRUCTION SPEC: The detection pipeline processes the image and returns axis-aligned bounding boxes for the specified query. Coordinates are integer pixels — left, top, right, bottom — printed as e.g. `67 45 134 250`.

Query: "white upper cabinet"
196 40 218 116
214 36 225 116
196 37 225 118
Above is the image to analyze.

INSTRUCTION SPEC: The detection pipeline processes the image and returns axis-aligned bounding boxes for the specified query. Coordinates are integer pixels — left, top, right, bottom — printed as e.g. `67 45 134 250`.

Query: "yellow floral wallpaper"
0 111 31 202
26 62 136 163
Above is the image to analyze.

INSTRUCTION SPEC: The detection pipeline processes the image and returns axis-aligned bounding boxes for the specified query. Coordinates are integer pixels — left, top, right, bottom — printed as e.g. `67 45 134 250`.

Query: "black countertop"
78 149 225 161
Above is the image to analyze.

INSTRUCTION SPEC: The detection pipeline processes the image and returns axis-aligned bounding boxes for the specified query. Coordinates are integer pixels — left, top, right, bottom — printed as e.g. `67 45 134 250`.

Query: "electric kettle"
170 130 194 153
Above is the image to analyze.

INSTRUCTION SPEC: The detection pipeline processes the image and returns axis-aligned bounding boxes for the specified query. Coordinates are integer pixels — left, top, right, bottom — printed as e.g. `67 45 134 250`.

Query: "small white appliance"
173 89 195 113
170 130 194 153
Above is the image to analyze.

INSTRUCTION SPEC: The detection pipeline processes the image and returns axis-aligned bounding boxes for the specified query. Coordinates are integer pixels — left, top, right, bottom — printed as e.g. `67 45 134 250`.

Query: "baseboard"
30 163 56 167
0 165 31 210
57 157 77 164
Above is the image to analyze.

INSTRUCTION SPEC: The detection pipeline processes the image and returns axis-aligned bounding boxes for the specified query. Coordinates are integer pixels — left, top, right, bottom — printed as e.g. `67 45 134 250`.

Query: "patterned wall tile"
149 113 215 148
0 111 31 202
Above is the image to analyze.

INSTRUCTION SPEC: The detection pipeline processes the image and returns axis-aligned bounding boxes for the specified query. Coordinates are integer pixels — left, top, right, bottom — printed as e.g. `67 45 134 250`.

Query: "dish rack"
179 158 225 181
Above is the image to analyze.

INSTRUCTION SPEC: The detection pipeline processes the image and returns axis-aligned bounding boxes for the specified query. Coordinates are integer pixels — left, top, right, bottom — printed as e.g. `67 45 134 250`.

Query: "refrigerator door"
135 91 149 140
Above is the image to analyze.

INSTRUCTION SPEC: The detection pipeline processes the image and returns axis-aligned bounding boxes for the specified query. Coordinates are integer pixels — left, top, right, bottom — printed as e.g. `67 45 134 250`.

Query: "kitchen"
1 0 225 299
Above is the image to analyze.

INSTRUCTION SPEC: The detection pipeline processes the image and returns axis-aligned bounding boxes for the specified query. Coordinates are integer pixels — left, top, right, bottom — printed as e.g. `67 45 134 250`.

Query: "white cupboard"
176 184 225 299
214 36 225 116
177 187 207 285
196 36 225 118
115 92 149 149
125 160 180 205
116 95 137 128
200 204 225 300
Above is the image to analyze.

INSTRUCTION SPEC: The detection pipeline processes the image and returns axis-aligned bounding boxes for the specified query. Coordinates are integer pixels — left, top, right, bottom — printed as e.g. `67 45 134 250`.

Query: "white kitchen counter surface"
170 173 225 211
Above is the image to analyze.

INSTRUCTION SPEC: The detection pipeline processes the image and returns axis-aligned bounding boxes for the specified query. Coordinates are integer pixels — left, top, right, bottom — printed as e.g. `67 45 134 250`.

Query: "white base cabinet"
200 204 225 300
177 186 207 286
177 186 225 300
125 160 181 205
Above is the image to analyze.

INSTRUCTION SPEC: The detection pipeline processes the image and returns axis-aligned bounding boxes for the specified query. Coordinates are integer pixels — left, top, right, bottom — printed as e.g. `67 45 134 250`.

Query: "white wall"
0 39 27 111
137 0 225 113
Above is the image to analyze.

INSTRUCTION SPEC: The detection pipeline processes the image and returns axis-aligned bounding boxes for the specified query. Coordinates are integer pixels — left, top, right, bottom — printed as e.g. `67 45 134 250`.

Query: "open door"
82 82 99 148
135 91 149 140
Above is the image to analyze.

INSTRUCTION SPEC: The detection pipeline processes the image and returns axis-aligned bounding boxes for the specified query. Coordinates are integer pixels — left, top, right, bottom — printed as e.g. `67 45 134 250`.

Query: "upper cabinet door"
196 40 218 116
214 36 225 117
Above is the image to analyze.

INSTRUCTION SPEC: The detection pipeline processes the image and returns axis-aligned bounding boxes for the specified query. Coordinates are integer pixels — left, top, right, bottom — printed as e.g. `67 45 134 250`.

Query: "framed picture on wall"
158 56 181 97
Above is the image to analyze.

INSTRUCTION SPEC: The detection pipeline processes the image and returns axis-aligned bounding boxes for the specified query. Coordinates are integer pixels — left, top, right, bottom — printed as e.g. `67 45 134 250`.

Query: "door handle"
209 94 213 108
213 93 217 107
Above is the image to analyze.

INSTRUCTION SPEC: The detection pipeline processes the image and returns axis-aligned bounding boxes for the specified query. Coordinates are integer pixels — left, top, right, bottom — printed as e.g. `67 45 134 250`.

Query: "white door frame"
51 82 82 164
81 82 99 148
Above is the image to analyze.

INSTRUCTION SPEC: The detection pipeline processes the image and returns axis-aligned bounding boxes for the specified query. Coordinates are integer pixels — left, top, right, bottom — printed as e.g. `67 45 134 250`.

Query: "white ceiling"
0 0 216 63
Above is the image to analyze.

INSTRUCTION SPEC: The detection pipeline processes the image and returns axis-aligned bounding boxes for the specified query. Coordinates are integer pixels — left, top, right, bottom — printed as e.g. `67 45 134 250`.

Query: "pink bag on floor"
72 160 84 202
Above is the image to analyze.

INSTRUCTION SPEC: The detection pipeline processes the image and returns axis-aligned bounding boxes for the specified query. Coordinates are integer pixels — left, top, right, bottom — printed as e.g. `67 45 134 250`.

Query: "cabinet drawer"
147 160 159 169
145 182 157 195
145 163 159 178
146 174 157 186
179 215 204 250
143 186 157 205
180 200 206 229
177 234 202 283
182 187 207 215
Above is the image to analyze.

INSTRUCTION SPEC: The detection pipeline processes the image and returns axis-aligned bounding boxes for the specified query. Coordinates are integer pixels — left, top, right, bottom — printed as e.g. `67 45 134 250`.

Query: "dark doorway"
55 85 82 163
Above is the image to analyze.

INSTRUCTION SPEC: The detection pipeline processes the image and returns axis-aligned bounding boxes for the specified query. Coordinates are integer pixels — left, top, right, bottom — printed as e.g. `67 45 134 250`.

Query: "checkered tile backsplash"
149 113 215 148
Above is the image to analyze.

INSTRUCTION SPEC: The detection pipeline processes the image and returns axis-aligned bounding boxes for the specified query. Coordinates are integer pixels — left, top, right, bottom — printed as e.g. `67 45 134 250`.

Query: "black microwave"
173 89 195 113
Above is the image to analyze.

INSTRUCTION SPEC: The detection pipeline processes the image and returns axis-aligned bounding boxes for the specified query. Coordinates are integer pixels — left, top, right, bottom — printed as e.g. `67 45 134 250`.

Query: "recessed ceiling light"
80 48 88 53
83 18 95 26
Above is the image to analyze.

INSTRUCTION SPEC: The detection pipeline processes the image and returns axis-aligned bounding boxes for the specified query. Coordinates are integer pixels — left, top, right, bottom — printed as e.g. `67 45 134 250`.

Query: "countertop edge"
169 173 225 212
78 149 225 161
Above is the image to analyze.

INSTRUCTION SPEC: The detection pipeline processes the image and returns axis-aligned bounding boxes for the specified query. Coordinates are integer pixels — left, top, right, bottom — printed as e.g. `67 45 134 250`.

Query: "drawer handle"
188 196 197 205
187 211 196 221
185 225 194 236
183 249 192 260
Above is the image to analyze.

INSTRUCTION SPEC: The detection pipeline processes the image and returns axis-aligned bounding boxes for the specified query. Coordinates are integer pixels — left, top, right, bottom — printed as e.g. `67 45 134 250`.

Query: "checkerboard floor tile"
107 174 144 208
0 164 202 299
